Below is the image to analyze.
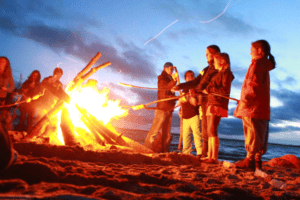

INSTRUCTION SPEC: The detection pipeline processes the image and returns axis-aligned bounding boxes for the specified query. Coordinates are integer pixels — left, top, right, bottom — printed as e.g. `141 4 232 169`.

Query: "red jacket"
234 57 274 120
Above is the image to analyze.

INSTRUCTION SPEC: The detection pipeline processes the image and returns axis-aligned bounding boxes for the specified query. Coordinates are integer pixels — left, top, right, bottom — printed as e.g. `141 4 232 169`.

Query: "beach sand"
0 141 299 200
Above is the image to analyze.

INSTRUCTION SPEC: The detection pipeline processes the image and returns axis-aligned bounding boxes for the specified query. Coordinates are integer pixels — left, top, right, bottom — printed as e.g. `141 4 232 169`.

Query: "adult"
234 40 276 171
202 53 234 164
172 45 220 158
0 57 15 130
179 70 202 156
17 70 41 132
144 62 178 153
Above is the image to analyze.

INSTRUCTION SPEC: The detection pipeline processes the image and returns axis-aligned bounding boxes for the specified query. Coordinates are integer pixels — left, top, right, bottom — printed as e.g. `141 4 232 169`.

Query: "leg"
201 104 208 157
190 115 202 156
161 111 173 153
205 115 221 163
182 118 192 154
144 110 166 151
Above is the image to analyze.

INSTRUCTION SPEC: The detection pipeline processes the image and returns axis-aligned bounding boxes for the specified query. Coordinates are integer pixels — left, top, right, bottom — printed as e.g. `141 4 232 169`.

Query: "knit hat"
164 62 173 68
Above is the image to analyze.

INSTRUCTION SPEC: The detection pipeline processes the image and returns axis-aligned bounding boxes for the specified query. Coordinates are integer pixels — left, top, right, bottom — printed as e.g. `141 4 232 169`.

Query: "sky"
1 0 300 146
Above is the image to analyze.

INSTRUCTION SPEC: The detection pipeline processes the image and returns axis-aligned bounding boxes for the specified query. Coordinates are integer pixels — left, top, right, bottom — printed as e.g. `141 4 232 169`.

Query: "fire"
50 84 128 148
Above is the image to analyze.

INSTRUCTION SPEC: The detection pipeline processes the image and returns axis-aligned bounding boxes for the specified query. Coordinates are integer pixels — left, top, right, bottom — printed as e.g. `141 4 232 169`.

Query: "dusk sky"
1 0 300 145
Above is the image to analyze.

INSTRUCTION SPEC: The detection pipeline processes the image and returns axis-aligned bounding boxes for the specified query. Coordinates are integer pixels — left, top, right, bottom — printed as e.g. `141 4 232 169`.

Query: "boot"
204 136 219 164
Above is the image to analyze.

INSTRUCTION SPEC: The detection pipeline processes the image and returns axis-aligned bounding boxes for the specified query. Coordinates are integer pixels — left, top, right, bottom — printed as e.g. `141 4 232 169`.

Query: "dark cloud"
274 76 298 88
0 1 157 82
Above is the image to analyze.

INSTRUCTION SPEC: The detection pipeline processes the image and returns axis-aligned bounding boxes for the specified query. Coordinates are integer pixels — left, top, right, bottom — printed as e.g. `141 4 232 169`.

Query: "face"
0 58 7 74
53 72 62 81
214 57 223 71
165 66 173 75
185 72 194 82
206 49 214 62
31 72 39 81
250 45 262 60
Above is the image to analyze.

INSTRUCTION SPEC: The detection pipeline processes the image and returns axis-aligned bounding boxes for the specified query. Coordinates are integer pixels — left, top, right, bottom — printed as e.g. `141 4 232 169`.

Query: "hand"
202 89 208 94
172 72 178 81
172 85 179 91
179 96 187 103
1 87 7 91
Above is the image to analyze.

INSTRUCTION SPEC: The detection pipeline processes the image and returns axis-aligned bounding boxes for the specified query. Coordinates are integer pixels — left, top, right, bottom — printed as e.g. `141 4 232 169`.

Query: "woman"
17 70 41 132
234 40 275 171
202 53 234 164
0 57 15 130
173 45 220 158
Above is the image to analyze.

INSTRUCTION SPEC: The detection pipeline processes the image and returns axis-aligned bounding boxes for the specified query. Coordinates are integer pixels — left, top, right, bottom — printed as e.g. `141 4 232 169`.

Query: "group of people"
144 39 276 171
0 56 64 133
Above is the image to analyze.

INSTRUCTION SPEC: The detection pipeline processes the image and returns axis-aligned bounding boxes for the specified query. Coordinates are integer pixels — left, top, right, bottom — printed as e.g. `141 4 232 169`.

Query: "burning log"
60 107 77 146
76 105 154 154
28 53 111 140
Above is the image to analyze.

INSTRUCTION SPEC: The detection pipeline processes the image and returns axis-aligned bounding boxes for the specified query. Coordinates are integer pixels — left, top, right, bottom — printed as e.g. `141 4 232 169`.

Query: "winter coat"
157 70 177 111
177 62 218 105
234 57 274 120
206 69 234 110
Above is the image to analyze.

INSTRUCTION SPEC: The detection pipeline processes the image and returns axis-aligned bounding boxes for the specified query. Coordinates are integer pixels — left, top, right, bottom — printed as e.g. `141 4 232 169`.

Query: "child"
234 40 276 171
202 53 234 164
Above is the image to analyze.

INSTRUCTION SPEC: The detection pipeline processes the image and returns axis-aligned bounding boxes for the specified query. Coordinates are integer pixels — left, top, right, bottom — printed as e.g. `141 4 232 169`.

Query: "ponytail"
268 53 276 69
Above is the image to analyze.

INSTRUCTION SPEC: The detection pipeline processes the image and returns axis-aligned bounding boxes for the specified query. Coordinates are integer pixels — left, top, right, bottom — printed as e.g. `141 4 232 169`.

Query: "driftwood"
76 105 154 154
28 53 110 139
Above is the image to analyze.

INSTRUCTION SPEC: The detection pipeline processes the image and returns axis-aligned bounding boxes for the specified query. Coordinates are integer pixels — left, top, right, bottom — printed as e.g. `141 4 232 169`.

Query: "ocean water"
117 128 300 163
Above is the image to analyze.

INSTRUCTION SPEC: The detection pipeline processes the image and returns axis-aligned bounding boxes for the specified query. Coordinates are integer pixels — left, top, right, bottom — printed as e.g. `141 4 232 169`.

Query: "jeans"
144 109 173 153
242 117 269 160
182 115 202 155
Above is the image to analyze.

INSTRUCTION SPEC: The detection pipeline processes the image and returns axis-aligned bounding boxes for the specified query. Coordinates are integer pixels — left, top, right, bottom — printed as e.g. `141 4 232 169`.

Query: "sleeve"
177 74 201 90
243 62 264 104
197 67 218 91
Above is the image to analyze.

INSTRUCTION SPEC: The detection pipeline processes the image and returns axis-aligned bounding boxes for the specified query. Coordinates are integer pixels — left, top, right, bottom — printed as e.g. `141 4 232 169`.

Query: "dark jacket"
157 71 177 111
234 57 274 120
177 62 218 105
206 69 234 110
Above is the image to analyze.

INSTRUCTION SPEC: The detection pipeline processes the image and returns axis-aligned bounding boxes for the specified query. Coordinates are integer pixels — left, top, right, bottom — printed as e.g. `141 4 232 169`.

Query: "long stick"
173 67 183 151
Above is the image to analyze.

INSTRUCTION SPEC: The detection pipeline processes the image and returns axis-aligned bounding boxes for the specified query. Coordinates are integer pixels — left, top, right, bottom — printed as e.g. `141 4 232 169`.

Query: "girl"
17 70 41 132
234 40 275 171
0 57 15 130
202 53 234 164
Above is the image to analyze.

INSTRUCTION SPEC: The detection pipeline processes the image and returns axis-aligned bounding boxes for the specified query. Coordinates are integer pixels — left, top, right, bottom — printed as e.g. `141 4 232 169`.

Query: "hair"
207 45 221 55
53 67 63 75
28 70 41 83
214 52 231 70
184 70 195 79
252 40 276 69
0 57 13 79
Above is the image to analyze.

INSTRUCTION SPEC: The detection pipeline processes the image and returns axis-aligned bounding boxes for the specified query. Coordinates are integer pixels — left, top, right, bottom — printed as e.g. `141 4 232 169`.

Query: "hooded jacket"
206 69 235 110
234 57 274 120
157 70 177 111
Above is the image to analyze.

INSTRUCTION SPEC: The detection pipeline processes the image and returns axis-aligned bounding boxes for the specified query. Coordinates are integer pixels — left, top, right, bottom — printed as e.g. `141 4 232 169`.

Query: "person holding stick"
172 45 220 158
234 40 276 171
178 70 202 156
202 53 234 164
144 62 178 153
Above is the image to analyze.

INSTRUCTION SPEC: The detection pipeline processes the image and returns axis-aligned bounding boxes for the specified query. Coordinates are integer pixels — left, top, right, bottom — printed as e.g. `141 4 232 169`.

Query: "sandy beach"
0 140 299 200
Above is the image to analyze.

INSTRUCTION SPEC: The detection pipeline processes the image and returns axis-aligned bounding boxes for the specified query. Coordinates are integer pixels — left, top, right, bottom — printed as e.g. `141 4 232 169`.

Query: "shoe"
234 158 255 171
203 158 218 164
255 159 262 170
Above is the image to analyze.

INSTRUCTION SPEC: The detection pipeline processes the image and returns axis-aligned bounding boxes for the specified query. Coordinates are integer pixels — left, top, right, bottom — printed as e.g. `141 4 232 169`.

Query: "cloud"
0 1 158 83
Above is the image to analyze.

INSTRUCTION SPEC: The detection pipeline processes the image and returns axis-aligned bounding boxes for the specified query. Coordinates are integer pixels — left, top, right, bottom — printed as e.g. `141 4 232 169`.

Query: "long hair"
207 45 221 55
0 57 13 79
214 52 231 70
252 40 276 69
28 70 41 83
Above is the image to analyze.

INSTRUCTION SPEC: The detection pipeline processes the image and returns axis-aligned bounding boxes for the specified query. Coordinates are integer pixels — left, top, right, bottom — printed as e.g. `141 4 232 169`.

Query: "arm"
207 71 234 95
158 75 177 90
177 74 201 90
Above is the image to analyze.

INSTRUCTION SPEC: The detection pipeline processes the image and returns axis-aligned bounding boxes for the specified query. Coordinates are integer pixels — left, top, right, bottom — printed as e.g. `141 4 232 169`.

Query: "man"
144 62 178 153
179 70 202 156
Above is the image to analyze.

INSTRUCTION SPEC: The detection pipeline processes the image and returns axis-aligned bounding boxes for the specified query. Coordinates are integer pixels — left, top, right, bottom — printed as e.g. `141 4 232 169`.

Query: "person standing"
202 53 234 164
172 45 220 158
144 62 178 153
0 57 15 130
179 70 202 156
234 40 276 171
